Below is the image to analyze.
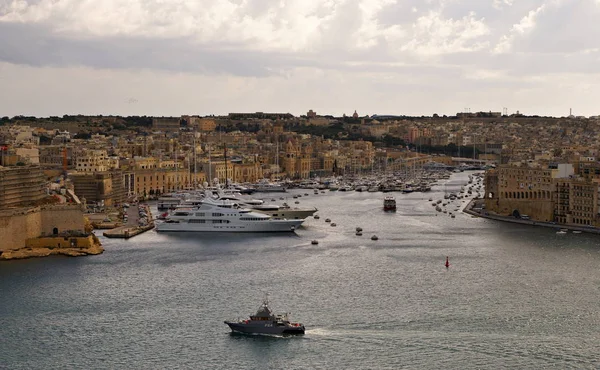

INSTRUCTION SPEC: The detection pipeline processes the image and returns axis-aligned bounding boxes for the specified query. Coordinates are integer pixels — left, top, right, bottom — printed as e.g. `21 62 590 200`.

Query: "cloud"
1 0 600 117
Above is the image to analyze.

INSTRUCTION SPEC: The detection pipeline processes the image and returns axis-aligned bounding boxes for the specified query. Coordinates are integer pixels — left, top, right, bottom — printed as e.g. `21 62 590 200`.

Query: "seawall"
0 204 103 259
0 234 103 260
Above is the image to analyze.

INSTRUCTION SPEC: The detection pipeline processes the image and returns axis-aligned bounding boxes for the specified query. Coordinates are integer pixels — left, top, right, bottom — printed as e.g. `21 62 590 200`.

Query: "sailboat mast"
275 140 279 179
224 143 228 188
208 143 212 188
193 133 197 189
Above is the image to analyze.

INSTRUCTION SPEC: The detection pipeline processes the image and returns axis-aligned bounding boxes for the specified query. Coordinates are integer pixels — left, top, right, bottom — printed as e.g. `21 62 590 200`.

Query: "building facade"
0 166 46 208
485 165 555 221
70 170 127 206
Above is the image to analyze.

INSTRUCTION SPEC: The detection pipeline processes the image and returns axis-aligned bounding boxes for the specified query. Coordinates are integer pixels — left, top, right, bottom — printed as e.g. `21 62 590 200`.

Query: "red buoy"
445 256 450 268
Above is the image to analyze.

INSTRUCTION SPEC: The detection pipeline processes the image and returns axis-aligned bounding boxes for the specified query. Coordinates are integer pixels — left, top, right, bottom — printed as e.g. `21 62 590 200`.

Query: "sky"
1 0 599 118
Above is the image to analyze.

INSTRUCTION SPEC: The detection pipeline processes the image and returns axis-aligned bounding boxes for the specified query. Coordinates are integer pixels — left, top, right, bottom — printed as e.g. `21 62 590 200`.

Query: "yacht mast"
224 143 228 188
275 140 279 180
193 132 197 189
208 143 212 188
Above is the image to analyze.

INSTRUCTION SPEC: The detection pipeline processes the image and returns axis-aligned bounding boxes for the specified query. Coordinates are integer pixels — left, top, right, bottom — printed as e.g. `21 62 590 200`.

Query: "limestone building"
0 166 46 208
281 139 311 179
554 178 600 226
70 170 127 206
75 149 109 172
152 118 181 132
485 165 556 221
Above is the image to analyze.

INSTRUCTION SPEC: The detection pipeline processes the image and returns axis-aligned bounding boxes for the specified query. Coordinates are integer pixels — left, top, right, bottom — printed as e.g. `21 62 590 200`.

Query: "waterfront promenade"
464 199 600 234
103 204 154 239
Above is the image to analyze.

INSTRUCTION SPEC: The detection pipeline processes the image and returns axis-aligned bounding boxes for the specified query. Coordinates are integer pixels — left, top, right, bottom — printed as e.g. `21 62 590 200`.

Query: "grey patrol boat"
224 295 305 335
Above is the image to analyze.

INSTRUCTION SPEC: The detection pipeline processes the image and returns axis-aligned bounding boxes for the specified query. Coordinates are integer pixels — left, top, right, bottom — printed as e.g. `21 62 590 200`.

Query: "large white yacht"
216 195 317 220
157 193 187 211
156 197 304 232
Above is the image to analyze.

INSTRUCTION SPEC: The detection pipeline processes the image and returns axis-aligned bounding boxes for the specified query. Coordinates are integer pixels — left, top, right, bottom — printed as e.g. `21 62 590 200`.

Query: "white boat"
156 197 303 233
217 195 317 220
157 195 184 210
252 180 286 193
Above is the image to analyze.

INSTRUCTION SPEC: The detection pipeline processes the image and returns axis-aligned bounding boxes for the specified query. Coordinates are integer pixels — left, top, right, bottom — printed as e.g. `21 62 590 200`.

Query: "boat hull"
225 322 305 335
156 219 303 232
252 187 286 193
254 208 318 220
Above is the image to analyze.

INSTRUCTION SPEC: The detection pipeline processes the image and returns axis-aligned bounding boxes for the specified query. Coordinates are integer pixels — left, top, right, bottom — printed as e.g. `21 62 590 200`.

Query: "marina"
2 171 600 369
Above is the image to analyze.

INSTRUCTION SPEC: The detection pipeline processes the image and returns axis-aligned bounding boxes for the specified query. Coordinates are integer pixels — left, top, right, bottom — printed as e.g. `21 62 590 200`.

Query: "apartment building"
75 149 109 172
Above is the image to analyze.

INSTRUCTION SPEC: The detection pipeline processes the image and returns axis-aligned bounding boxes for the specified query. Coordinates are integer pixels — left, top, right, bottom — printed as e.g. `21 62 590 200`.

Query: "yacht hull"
156 219 303 232
254 208 318 220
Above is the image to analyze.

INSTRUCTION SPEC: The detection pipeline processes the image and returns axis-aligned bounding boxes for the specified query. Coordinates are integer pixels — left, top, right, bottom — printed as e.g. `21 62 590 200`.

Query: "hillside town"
2 109 600 258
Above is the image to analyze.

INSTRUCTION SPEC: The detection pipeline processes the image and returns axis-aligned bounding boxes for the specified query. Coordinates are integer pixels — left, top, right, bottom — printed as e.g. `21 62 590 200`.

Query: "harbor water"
1 172 599 369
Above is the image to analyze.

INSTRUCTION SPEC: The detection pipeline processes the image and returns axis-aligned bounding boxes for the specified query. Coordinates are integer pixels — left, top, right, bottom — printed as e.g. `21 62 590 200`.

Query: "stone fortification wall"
0 205 86 251
39 204 85 236
0 207 43 251
495 199 554 222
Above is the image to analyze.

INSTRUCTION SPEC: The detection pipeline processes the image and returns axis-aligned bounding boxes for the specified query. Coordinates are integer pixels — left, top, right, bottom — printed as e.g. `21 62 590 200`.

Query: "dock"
103 204 155 239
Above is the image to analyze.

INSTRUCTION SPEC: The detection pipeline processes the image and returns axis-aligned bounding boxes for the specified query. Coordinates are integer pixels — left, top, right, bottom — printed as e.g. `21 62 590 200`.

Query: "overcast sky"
1 0 599 118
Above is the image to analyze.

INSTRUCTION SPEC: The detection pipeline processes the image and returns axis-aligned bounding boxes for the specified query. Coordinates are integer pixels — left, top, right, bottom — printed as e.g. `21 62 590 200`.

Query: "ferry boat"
156 197 303 232
224 295 305 335
384 196 396 211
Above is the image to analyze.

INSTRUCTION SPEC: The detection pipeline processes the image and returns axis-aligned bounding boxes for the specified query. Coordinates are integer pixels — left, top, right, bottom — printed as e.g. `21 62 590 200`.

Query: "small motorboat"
325 218 331 223
331 223 337 227
371 235 378 240
311 240 319 245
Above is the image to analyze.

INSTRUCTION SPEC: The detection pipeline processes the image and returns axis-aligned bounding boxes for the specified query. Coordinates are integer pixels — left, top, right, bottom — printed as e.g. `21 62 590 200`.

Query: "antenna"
503 107 508 116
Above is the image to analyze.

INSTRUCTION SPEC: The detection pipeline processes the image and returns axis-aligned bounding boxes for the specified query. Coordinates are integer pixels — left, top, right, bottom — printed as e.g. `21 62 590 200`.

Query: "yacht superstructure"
156 197 303 232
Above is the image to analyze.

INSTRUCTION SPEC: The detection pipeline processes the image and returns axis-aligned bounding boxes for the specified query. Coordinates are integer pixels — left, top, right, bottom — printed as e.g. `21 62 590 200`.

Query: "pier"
103 204 154 239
